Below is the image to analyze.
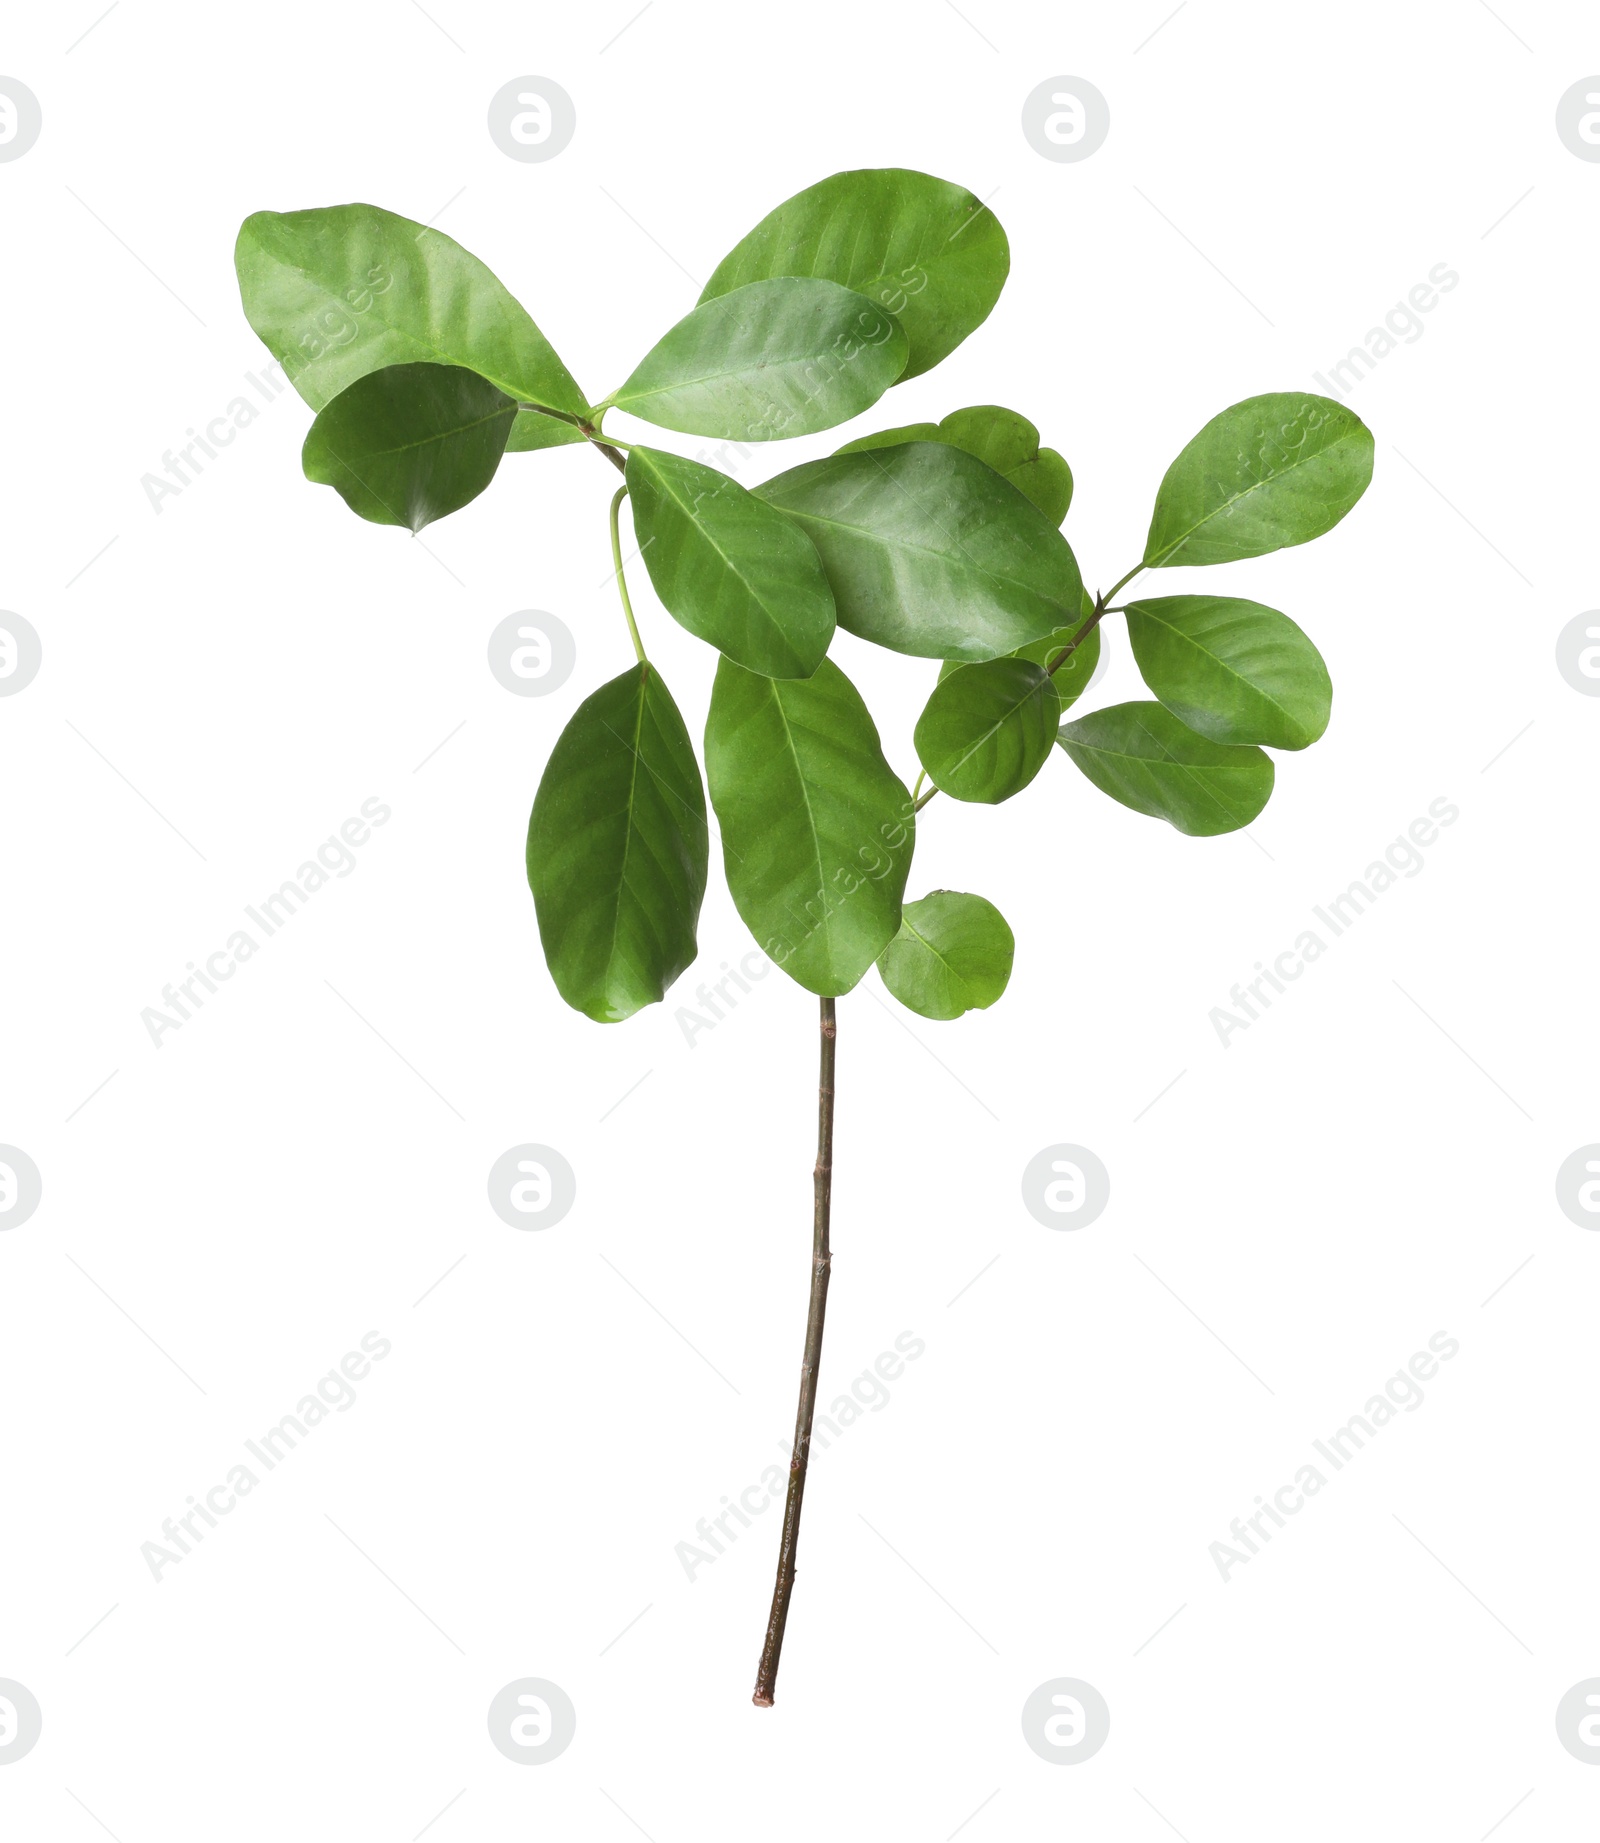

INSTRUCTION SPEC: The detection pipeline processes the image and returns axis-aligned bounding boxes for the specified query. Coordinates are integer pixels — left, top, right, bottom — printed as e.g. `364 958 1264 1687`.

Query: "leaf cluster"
236 172 1372 1023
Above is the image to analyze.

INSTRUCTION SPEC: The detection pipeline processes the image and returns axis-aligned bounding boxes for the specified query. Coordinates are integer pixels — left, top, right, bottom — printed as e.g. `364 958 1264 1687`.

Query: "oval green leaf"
704 657 914 995
699 167 1009 381
877 891 1014 1020
915 660 1060 804
606 278 908 442
301 363 515 531
1125 594 1331 750
1143 392 1373 568
625 447 835 678
838 403 1072 523
235 203 587 415
756 443 1083 662
1057 701 1274 836
527 664 708 1022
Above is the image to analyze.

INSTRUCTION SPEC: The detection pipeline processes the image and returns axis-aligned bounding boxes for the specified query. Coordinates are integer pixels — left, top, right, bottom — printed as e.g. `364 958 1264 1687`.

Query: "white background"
1 0 1596 1835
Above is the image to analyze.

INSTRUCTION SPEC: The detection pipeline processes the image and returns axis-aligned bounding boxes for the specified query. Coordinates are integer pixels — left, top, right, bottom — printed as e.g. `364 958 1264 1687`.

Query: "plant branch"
608 486 648 665
753 995 837 1707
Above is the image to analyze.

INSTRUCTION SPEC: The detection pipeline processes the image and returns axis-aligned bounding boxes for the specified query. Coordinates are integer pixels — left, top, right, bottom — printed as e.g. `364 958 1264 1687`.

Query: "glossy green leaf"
877 891 1014 1020
699 167 1008 381
756 443 1083 662
605 278 908 441
1144 392 1374 568
704 658 914 995
526 665 708 1022
625 448 834 678
838 403 1072 523
1057 701 1274 836
1125 594 1331 750
915 660 1060 804
301 363 516 531
506 411 586 453
235 203 587 415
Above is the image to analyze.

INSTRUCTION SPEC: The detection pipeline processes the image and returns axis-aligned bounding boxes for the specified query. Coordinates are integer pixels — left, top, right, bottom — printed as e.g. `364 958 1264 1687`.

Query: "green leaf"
699 167 1009 382
1144 392 1374 568
1057 701 1274 836
756 443 1083 662
704 657 914 995
1004 448 1073 526
301 363 516 531
915 660 1060 804
235 203 587 415
838 403 1072 523
1125 594 1331 750
506 411 586 453
625 447 835 678
526 664 708 1022
605 278 908 442
877 891 1014 1020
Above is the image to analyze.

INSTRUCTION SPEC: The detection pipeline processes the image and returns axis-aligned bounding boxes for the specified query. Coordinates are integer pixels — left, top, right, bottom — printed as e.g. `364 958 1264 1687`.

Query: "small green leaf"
704 657 914 995
625 447 835 678
939 587 1099 710
757 443 1083 662
1057 701 1274 836
877 891 1014 1020
606 278 908 441
915 660 1060 804
1125 594 1331 750
837 403 1072 523
506 412 586 453
301 363 516 531
699 168 1009 381
935 404 1038 473
1144 392 1374 568
527 665 708 1022
234 203 587 414
1004 448 1073 526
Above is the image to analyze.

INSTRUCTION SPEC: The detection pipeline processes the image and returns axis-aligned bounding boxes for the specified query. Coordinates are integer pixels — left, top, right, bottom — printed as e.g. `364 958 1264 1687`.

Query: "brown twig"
753 995 837 1706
